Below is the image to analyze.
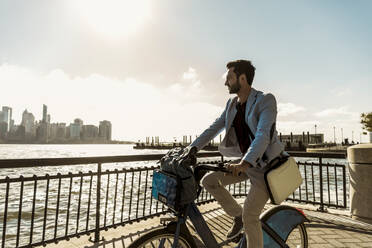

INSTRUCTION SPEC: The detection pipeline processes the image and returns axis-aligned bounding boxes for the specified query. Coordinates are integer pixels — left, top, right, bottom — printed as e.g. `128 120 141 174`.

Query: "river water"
0 144 167 179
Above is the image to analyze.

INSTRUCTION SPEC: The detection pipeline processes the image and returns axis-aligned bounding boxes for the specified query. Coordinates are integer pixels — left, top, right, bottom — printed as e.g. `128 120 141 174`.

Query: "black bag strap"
246 125 269 162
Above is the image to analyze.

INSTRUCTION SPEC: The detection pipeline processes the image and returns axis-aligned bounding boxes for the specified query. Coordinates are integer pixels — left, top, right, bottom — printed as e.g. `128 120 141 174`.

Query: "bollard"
347 144 372 224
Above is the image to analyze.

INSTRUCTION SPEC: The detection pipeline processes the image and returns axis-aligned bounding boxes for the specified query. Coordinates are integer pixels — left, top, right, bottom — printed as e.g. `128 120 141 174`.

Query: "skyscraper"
1 106 12 131
99 120 112 141
82 125 99 141
21 109 35 134
69 118 83 140
42 104 47 123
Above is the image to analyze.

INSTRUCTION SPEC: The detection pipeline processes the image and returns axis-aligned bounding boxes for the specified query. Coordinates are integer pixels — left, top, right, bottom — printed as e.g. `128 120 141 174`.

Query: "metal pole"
341 128 344 144
318 157 325 212
95 163 102 242
333 126 336 144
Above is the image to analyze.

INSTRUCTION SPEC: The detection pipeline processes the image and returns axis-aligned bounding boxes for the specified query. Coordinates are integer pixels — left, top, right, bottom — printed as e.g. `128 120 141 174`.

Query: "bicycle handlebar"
195 164 230 173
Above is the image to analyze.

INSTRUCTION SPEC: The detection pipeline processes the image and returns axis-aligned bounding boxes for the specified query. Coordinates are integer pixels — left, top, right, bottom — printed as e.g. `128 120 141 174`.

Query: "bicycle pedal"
230 233 243 243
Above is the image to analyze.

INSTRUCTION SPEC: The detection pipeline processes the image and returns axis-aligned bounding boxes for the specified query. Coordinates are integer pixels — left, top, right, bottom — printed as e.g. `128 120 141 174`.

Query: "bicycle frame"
167 203 309 248
168 202 220 248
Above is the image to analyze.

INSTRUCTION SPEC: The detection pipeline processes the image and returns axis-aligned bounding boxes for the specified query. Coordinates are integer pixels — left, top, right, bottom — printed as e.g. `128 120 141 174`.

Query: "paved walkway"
43 200 372 248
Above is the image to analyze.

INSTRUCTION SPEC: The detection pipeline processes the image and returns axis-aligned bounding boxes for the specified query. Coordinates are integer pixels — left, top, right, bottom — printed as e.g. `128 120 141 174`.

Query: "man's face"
225 67 241 94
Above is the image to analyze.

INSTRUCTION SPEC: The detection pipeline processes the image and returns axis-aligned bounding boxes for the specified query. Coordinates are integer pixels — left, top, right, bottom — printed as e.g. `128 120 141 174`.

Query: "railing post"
95 163 102 242
318 157 326 212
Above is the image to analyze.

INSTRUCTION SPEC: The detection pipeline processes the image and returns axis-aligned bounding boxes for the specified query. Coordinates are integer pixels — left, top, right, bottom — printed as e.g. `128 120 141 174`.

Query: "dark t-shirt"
233 101 252 154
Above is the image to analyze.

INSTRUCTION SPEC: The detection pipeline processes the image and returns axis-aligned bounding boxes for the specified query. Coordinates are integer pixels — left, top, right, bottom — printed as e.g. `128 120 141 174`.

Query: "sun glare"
74 0 151 39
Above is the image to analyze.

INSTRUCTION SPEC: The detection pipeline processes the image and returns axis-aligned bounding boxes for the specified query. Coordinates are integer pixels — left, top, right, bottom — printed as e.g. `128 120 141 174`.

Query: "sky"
0 0 371 143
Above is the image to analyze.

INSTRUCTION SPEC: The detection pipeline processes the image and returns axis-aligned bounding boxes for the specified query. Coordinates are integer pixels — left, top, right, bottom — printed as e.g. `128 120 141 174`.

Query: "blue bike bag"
151 169 181 210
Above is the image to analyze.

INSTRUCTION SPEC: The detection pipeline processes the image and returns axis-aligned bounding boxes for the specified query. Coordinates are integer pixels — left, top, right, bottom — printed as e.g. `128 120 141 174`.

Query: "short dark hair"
226 60 255 85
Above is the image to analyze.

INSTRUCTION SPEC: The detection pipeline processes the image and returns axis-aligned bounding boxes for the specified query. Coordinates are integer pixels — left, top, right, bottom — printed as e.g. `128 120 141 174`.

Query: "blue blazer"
190 88 285 169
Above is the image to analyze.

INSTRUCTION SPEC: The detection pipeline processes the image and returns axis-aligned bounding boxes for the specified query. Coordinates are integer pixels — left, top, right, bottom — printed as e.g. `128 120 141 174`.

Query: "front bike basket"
152 169 181 210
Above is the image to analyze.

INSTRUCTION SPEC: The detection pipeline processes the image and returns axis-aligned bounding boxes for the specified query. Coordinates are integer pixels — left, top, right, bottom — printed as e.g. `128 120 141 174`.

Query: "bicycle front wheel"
285 223 308 248
128 227 197 248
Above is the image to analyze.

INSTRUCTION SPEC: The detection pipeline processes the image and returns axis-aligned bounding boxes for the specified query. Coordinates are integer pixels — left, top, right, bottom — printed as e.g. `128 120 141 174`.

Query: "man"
189 60 284 247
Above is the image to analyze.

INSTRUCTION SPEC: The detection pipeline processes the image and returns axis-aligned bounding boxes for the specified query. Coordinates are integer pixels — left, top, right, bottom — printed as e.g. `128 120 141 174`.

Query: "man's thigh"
202 171 248 187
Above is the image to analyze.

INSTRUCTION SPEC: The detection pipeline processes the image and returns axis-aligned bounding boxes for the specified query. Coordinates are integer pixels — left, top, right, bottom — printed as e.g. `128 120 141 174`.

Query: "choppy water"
0 144 167 178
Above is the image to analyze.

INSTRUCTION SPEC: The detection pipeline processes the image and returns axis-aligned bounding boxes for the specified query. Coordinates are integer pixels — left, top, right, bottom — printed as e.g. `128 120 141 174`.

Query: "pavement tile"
339 238 366 243
327 238 348 247
310 244 335 248
359 243 372 247
353 234 372 242
322 234 344 239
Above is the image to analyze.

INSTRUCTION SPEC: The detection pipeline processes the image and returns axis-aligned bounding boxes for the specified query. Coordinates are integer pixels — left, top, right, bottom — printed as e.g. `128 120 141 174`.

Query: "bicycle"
128 162 309 248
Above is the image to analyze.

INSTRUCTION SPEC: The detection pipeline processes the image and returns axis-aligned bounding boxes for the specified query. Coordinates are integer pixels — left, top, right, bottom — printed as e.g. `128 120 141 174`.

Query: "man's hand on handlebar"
226 160 253 176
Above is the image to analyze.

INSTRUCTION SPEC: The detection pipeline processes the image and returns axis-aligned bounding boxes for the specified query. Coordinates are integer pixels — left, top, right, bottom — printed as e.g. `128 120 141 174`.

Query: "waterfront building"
0 122 7 139
69 123 81 140
68 118 84 140
21 109 36 142
1 106 13 131
74 118 83 126
49 123 58 140
82 125 99 141
49 123 67 141
7 125 25 142
21 109 35 134
99 120 112 141
36 122 49 143
65 125 71 139
280 133 324 144
56 123 66 140
42 104 47 123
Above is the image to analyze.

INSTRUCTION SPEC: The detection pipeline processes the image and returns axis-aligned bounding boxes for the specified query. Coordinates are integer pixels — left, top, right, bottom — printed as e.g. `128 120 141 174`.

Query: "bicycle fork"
161 203 220 248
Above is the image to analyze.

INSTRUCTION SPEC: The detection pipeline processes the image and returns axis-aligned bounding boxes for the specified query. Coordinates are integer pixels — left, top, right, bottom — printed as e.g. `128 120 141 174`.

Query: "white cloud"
182 67 197 81
331 88 352 97
277 103 305 117
0 64 223 141
314 106 359 120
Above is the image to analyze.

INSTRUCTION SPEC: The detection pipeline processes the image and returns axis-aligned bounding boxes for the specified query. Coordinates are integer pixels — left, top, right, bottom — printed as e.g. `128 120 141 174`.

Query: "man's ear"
239 74 246 84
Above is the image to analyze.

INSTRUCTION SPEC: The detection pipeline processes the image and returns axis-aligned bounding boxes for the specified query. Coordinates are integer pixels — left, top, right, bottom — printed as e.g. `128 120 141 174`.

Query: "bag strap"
246 125 269 162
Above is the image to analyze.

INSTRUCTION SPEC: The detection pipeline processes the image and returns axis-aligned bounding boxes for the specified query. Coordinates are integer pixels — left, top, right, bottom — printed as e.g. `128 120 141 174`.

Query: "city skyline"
0 1 371 142
0 104 112 143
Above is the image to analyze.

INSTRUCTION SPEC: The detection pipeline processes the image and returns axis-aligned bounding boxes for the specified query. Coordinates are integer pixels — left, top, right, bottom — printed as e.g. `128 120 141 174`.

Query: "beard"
228 80 241 94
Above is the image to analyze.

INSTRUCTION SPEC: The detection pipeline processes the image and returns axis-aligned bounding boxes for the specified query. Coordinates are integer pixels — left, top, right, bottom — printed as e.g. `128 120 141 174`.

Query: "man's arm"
189 99 230 151
242 93 277 167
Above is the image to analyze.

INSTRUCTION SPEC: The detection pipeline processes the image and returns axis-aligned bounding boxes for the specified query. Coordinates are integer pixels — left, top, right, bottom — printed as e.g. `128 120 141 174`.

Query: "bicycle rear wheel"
128 227 197 248
285 223 308 248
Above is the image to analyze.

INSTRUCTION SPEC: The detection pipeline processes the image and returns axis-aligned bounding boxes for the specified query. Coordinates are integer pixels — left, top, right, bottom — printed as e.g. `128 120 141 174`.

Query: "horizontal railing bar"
297 162 345 168
286 198 344 208
287 151 346 159
0 154 166 168
0 151 346 169
0 166 160 183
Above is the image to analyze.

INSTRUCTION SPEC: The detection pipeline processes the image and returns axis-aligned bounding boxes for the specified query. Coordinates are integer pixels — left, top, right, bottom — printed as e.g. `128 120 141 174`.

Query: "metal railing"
0 151 347 248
